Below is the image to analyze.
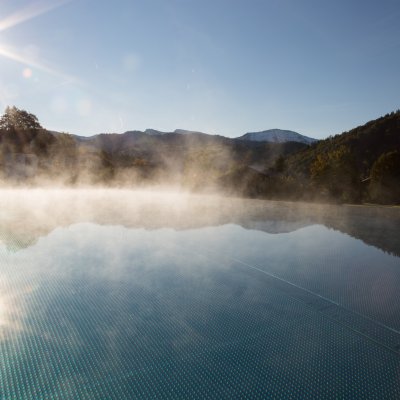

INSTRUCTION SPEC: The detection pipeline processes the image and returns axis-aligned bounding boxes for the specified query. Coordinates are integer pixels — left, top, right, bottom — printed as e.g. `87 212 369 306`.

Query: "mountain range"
0 109 399 204
71 128 317 152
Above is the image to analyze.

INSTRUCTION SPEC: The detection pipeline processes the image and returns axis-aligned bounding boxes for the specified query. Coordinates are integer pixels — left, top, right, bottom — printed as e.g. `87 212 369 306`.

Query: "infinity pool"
0 190 399 399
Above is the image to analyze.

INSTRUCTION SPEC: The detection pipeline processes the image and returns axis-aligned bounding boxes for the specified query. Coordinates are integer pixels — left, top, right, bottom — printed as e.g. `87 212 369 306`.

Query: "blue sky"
0 0 399 139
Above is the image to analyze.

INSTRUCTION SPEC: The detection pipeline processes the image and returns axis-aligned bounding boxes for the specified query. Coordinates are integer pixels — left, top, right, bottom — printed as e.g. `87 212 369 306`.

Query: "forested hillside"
0 106 399 204
282 110 400 203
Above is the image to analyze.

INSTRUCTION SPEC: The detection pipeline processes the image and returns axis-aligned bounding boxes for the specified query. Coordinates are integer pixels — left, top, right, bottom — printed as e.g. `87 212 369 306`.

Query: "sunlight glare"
0 44 76 82
0 0 72 32
0 1 77 82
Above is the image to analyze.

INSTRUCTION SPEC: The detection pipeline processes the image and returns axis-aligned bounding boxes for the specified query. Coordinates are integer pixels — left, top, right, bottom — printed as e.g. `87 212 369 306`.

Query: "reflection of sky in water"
0 222 400 398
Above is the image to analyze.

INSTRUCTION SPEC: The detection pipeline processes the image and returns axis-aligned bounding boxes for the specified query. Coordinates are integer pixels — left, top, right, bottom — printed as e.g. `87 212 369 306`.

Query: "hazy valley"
0 107 399 205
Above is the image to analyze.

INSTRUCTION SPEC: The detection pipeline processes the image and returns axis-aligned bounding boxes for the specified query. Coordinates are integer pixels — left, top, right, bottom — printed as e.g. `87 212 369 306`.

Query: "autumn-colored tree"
369 151 400 204
310 145 360 202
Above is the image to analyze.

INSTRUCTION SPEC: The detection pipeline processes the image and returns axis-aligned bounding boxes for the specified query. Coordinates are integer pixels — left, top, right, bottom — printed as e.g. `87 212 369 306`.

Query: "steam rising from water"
0 187 399 256
0 187 399 399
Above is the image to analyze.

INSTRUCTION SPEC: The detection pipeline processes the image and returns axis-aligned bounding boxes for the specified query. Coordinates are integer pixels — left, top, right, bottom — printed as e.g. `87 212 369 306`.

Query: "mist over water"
0 187 399 254
1 0 399 395
1 188 400 399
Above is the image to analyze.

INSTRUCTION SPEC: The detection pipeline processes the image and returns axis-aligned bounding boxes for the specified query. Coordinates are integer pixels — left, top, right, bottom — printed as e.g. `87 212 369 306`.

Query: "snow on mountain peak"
237 129 317 144
174 129 207 135
144 129 165 136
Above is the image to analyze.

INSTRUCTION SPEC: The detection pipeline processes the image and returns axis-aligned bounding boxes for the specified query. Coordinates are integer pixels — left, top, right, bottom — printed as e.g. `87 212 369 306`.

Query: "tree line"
0 106 399 204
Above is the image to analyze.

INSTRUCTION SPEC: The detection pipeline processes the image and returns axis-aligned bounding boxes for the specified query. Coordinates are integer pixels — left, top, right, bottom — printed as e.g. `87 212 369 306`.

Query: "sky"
0 0 399 139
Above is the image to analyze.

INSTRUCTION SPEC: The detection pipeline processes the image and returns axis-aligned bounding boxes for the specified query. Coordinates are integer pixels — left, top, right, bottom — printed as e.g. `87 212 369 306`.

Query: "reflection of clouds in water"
1 189 400 338
0 275 33 338
1 222 308 360
1 188 399 257
0 295 8 327
1 223 295 396
4 221 400 330
1 209 400 397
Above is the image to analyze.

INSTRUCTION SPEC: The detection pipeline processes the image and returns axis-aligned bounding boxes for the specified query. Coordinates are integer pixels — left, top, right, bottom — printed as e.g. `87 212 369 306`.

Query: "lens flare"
0 0 76 81
22 68 33 79
0 45 73 80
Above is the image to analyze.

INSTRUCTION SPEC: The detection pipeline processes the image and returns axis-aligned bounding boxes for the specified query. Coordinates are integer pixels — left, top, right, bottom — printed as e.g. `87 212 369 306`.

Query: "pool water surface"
0 190 399 399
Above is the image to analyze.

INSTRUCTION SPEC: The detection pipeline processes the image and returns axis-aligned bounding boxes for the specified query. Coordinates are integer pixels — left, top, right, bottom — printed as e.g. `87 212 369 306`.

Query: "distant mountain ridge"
70 127 317 145
1 108 398 204
237 129 318 145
